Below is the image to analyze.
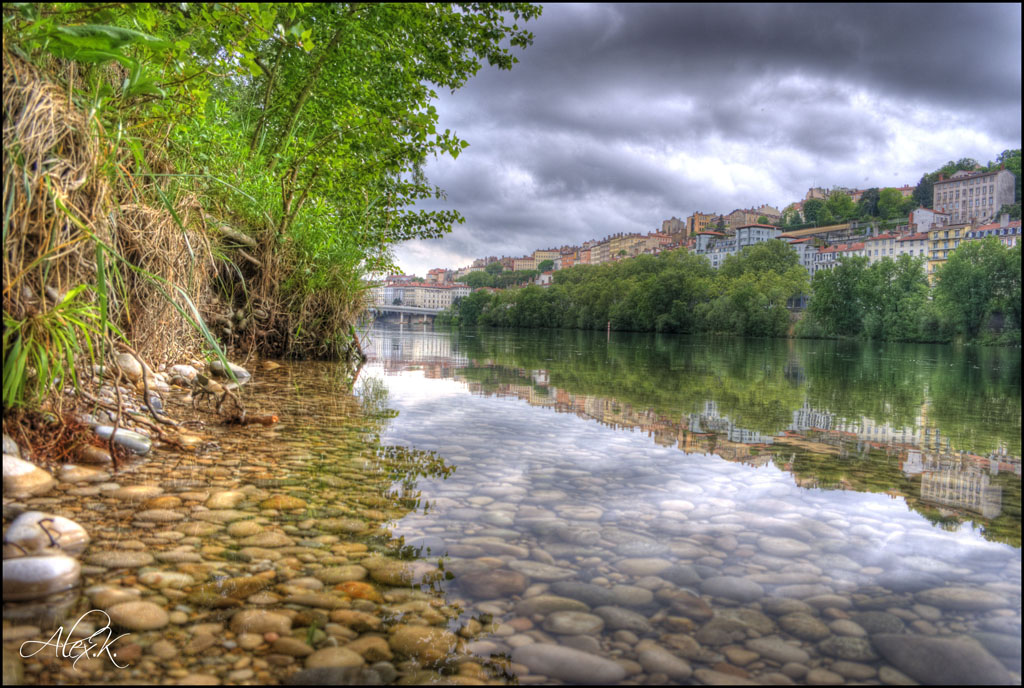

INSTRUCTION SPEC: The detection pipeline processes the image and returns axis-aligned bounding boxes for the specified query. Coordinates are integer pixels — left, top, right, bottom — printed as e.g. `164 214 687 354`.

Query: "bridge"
369 304 445 324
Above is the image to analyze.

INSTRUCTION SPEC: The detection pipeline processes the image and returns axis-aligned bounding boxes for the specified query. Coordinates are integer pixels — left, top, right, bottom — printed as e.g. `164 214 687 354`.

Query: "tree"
807 256 870 336
856 188 880 218
802 199 826 226
757 215 769 225
988 149 1021 203
934 239 1017 337
825 190 856 222
878 188 904 219
485 262 505 275
537 259 554 272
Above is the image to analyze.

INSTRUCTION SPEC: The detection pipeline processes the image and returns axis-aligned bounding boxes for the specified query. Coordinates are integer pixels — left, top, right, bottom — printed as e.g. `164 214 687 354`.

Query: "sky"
393 3 1022 277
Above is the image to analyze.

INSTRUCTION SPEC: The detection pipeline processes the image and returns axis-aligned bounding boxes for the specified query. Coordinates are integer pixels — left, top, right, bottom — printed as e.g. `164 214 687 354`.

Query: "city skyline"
394 3 1021 276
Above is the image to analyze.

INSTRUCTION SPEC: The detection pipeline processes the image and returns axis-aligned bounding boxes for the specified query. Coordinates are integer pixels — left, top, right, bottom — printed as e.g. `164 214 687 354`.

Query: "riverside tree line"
440 238 1022 345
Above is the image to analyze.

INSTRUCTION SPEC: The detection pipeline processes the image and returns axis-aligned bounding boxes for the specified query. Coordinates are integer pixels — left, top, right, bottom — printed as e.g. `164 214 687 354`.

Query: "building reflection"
366 337 1019 539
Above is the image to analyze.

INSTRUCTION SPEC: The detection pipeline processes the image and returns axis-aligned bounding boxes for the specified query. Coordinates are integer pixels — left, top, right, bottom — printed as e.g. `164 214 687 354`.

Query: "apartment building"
927 223 970 277
686 211 717 237
895 232 929 258
965 215 1021 249
909 207 951 234
932 168 1015 225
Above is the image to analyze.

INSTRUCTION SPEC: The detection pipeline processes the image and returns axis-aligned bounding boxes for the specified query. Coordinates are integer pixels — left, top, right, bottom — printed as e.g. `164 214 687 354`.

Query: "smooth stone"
135 509 186 522
230 610 292 635
85 550 155 567
745 637 810 664
3 454 55 497
238 531 294 547
542 611 605 635
273 637 315 657
169 364 199 381
304 646 365 669
226 521 263 537
459 568 528 597
73 444 112 465
778 613 831 641
388 626 457 666
112 485 164 501
850 611 905 634
657 588 714 621
916 586 1009 611
805 667 844 684
2 434 20 456
106 601 170 631
315 565 368 584
637 646 692 680
206 491 246 509
58 465 108 483
659 564 702 586
615 557 672 577
830 661 876 680
513 644 628 684
818 636 878 661
259 495 307 510
93 426 152 455
873 633 1016 685
758 537 812 557
2 510 89 557
516 595 590 616
508 559 575 582
367 559 440 587
691 668 758 685
3 555 80 601
829 619 867 637
593 605 653 633
284 665 393 685
114 352 144 380
549 581 621 607
701 576 764 602
208 360 251 381
139 571 195 589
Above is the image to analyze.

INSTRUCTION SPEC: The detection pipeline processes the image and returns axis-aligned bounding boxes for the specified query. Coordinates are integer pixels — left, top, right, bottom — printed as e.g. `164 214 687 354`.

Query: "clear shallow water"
3 325 1019 685
362 325 1021 684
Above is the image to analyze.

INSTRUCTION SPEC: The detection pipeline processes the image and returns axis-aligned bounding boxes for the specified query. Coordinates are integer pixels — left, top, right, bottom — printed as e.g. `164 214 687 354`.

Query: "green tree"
807 256 870 336
537 259 554 272
825 190 856 221
987 149 1021 203
935 239 1018 337
878 188 905 219
856 188 880 218
485 262 505 275
757 215 769 225
802 199 826 225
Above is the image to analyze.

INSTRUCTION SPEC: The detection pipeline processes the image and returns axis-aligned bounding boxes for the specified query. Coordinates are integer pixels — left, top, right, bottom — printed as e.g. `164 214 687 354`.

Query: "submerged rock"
93 426 152 455
512 644 628 684
3 555 80 601
3 454 55 498
3 511 90 557
873 633 1016 685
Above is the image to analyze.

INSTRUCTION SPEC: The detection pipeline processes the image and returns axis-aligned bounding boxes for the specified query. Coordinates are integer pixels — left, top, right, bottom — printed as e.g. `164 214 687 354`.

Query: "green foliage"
6 2 541 359
484 262 504 275
536 259 554 272
934 239 1021 338
912 157 981 209
825 190 856 222
2 287 109 409
878 188 904 219
447 245 807 338
802 198 826 226
856 188 880 218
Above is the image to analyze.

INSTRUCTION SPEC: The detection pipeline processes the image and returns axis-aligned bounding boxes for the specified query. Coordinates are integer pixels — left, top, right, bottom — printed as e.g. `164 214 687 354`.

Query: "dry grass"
3 49 217 411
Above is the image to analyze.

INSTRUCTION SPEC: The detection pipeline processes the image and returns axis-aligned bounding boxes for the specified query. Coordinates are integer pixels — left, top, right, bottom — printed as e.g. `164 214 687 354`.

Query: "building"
927 223 969 277
533 249 560 264
512 256 537 271
895 232 929 259
964 214 1021 249
686 211 718 237
788 238 816 272
662 217 686 238
908 207 950 234
932 168 1015 225
863 233 900 264
810 242 866 276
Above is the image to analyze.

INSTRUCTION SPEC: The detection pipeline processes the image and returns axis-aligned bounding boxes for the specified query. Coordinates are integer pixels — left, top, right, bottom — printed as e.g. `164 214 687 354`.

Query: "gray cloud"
395 3 1021 274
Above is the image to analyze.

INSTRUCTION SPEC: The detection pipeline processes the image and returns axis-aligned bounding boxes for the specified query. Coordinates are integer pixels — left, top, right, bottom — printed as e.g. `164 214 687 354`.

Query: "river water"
2 325 1020 684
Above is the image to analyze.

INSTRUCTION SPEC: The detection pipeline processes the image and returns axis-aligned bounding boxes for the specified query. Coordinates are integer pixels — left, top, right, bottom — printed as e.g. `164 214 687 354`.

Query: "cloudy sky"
394 3 1021 276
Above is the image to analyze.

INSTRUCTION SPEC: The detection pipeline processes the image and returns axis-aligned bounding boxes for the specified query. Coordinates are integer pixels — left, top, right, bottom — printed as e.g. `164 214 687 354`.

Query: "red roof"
866 233 898 242
897 232 929 241
974 220 1021 232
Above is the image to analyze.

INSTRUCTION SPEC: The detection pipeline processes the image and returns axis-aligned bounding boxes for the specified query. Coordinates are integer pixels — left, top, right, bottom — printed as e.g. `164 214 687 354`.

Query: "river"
3 325 1020 684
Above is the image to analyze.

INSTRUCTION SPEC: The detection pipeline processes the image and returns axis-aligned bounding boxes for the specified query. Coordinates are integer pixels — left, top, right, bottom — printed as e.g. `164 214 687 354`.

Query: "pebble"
3 454 56 497
512 644 627 684
3 555 80 600
106 601 170 631
873 633 1016 685
542 610 605 635
637 646 692 680
388 625 457 666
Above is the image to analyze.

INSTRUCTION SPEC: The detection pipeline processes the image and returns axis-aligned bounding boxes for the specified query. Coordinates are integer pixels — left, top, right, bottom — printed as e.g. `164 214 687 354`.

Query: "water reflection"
366 327 1021 548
